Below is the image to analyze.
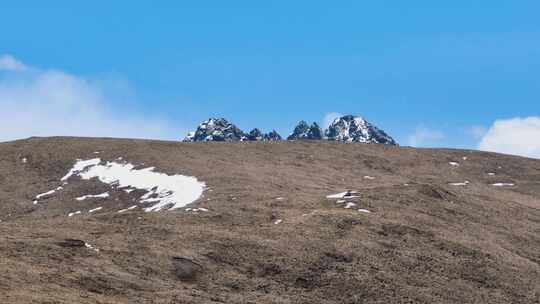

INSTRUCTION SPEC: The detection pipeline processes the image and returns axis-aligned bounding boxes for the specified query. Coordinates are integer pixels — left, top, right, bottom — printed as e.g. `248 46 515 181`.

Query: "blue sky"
0 1 539 156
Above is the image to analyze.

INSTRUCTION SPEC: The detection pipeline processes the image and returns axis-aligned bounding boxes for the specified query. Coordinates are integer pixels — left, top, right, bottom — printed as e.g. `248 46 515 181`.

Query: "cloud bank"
0 55 183 142
478 117 540 159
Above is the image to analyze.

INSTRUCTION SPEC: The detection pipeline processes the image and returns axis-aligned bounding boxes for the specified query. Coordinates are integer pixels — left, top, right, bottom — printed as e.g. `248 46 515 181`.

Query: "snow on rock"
36 189 57 199
358 209 372 214
487 172 496 176
325 115 397 144
327 191 359 199
64 158 205 212
274 219 283 225
344 202 357 209
492 183 515 187
61 158 101 181
76 192 110 201
68 211 82 217
185 207 209 212
363 176 375 180
21 158 27 163
118 205 137 213
449 181 470 186
85 242 99 252
449 162 460 167
88 207 103 213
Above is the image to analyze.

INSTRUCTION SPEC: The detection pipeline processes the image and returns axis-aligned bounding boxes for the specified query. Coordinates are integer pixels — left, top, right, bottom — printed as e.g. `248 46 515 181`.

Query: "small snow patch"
185 207 209 212
274 219 282 225
118 205 137 213
76 192 109 201
68 211 82 217
61 158 101 181
358 209 372 214
449 162 460 167
275 197 285 201
363 176 375 180
327 191 359 199
84 242 99 252
449 181 469 186
344 202 357 209
88 207 103 213
36 189 56 199
492 183 515 187
21 158 27 163
462 156 468 161
487 172 496 176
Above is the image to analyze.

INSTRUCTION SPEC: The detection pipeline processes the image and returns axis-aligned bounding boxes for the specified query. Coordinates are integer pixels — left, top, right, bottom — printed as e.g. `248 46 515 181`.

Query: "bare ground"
0 137 539 303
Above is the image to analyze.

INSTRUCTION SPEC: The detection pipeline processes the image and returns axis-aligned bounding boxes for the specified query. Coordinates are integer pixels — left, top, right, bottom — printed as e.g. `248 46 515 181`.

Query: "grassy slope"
0 137 539 304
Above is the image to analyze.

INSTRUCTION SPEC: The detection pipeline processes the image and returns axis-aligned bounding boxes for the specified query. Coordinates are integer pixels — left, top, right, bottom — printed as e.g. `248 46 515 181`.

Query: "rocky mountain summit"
287 121 323 140
184 115 396 144
183 118 281 142
325 115 397 145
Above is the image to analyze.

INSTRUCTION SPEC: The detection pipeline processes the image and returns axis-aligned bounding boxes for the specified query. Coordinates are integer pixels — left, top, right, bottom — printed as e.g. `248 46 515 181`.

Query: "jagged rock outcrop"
287 121 323 140
325 115 396 145
183 118 245 142
247 128 264 141
264 130 282 141
184 119 282 142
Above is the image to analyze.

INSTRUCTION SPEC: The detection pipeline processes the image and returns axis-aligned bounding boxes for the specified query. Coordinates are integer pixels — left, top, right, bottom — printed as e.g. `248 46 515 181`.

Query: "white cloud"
322 112 342 129
0 54 28 71
0 54 184 142
478 117 540 159
407 126 445 147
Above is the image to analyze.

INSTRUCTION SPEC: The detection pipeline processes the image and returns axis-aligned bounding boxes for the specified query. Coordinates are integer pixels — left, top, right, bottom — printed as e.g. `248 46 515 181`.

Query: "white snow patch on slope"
449 162 460 167
36 189 57 199
76 192 110 201
88 207 103 213
65 158 205 211
327 191 359 199
492 183 515 187
68 211 82 217
449 181 469 186
62 158 102 181
358 209 372 214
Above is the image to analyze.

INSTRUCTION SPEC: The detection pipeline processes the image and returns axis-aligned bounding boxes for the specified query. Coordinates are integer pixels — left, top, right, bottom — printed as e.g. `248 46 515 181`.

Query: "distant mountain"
183 118 282 142
325 115 396 145
183 118 245 142
184 115 395 144
287 121 323 140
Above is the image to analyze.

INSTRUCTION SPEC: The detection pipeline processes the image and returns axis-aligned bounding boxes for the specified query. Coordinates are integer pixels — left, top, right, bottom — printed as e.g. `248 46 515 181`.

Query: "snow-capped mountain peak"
325 115 396 145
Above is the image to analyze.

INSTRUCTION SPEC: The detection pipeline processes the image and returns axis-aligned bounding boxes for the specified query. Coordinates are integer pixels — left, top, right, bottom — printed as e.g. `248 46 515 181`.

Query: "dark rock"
57 239 86 248
172 257 203 281
287 121 323 140
263 130 282 141
247 128 264 141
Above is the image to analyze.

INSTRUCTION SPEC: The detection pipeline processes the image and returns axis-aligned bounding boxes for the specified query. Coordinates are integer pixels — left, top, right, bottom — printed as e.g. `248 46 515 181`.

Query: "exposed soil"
0 137 539 303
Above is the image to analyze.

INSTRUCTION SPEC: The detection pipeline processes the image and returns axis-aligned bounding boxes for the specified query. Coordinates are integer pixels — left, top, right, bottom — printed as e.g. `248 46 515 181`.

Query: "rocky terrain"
183 115 396 144
1 137 539 304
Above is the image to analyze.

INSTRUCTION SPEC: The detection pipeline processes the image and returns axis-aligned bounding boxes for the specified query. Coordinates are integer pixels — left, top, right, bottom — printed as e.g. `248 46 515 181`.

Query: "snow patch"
327 191 359 199
88 207 103 213
64 158 205 211
344 202 357 209
68 211 81 217
36 189 57 199
85 242 100 252
449 181 469 186
363 176 375 180
492 183 515 187
274 219 283 225
358 209 372 214
449 162 460 167
76 192 110 201
118 205 137 213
